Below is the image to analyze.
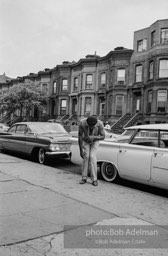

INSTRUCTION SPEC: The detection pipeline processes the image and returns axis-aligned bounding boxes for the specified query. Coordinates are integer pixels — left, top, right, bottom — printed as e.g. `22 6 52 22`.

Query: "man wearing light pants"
78 116 105 186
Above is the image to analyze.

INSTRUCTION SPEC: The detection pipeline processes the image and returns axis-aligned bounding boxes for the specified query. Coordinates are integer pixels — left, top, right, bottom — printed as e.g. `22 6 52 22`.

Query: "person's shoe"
92 180 98 186
79 179 86 184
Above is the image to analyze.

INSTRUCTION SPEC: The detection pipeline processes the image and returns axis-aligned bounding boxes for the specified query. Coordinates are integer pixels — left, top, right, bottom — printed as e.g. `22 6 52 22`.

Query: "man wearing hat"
78 116 105 186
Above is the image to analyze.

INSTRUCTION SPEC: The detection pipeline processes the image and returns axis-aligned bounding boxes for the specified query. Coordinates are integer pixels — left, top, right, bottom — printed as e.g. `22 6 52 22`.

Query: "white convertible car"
70 124 168 190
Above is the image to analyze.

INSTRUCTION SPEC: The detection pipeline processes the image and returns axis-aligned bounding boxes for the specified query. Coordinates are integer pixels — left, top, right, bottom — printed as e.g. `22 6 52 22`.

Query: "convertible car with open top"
70 123 168 190
0 122 72 164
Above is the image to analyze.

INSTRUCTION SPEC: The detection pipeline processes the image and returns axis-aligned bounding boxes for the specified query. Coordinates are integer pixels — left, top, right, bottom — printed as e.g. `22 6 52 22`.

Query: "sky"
0 0 168 78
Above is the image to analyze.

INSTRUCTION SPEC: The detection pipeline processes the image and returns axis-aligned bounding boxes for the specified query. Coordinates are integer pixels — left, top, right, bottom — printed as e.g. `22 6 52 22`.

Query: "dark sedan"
0 122 72 164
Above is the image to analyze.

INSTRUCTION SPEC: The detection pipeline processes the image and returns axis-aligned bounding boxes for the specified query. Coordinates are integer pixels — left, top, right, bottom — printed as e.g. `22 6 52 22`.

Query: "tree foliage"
0 81 47 117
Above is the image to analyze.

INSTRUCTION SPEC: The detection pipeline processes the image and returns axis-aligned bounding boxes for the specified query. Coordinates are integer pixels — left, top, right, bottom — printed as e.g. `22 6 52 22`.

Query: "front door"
72 99 77 115
151 148 168 186
133 94 141 114
118 144 152 181
151 130 168 186
136 98 140 112
100 103 105 116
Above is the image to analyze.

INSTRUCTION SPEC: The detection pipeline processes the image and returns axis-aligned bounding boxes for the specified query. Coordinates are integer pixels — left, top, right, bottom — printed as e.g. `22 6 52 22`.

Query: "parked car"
70 123 168 190
0 122 72 164
0 123 10 132
70 128 119 141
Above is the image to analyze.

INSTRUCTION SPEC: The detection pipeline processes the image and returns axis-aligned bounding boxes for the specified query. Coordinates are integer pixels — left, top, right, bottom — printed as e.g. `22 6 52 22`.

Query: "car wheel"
100 162 118 182
37 148 47 164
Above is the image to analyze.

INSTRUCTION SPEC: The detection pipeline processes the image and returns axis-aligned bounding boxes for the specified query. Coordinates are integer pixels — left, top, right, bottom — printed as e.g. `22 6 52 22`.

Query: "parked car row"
0 121 167 190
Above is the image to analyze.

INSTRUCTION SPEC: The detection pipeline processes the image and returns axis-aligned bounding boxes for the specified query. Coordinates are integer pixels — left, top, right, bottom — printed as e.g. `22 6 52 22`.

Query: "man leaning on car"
78 116 105 186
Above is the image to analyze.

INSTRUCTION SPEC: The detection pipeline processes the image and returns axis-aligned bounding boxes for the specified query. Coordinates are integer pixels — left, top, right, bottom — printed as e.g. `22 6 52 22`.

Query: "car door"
117 143 152 181
4 124 27 153
117 129 158 181
2 125 16 150
151 131 168 186
24 125 38 154
151 148 168 186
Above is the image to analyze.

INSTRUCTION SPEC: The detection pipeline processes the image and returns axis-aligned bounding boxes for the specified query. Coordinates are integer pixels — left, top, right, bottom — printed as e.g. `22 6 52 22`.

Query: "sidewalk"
0 153 168 256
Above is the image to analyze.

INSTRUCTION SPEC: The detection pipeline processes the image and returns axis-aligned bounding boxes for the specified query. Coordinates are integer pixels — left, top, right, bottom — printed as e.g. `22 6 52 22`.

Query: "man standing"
78 116 105 186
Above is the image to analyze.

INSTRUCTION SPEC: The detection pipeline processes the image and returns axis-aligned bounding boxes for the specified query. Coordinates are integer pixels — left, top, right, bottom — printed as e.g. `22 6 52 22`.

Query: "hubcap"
39 149 45 164
106 165 114 177
101 162 117 182
105 165 115 178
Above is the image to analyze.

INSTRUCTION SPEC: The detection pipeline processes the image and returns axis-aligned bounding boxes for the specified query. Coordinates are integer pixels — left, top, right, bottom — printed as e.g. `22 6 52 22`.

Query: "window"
147 91 152 113
149 61 154 80
135 65 142 82
117 69 125 85
116 95 124 115
51 100 55 115
53 81 57 94
26 126 32 134
86 74 92 89
8 125 17 133
60 99 67 115
62 79 68 91
161 28 168 44
74 77 78 91
137 39 147 52
84 97 92 115
131 130 159 147
72 99 77 114
42 83 47 93
80 98 83 115
36 84 40 92
136 99 140 112
159 60 168 78
100 103 105 115
81 74 83 91
110 70 113 86
100 73 106 87
151 31 156 47
16 125 26 134
157 90 167 112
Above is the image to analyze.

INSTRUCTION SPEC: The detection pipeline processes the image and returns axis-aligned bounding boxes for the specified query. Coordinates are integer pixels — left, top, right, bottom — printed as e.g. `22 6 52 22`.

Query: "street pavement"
0 152 168 256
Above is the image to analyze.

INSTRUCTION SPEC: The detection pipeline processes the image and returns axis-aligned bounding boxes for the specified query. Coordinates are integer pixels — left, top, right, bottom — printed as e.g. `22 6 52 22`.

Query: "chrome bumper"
45 151 71 156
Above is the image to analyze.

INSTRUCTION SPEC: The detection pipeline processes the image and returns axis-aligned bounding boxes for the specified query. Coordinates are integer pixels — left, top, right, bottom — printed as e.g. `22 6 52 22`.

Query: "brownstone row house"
1 19 168 133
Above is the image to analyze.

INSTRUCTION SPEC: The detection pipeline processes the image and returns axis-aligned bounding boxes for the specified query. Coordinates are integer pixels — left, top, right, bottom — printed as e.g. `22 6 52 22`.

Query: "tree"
0 81 47 120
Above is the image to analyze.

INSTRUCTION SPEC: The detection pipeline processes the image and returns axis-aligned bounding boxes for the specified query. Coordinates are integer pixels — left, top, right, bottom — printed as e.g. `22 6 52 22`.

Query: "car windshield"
28 123 67 134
